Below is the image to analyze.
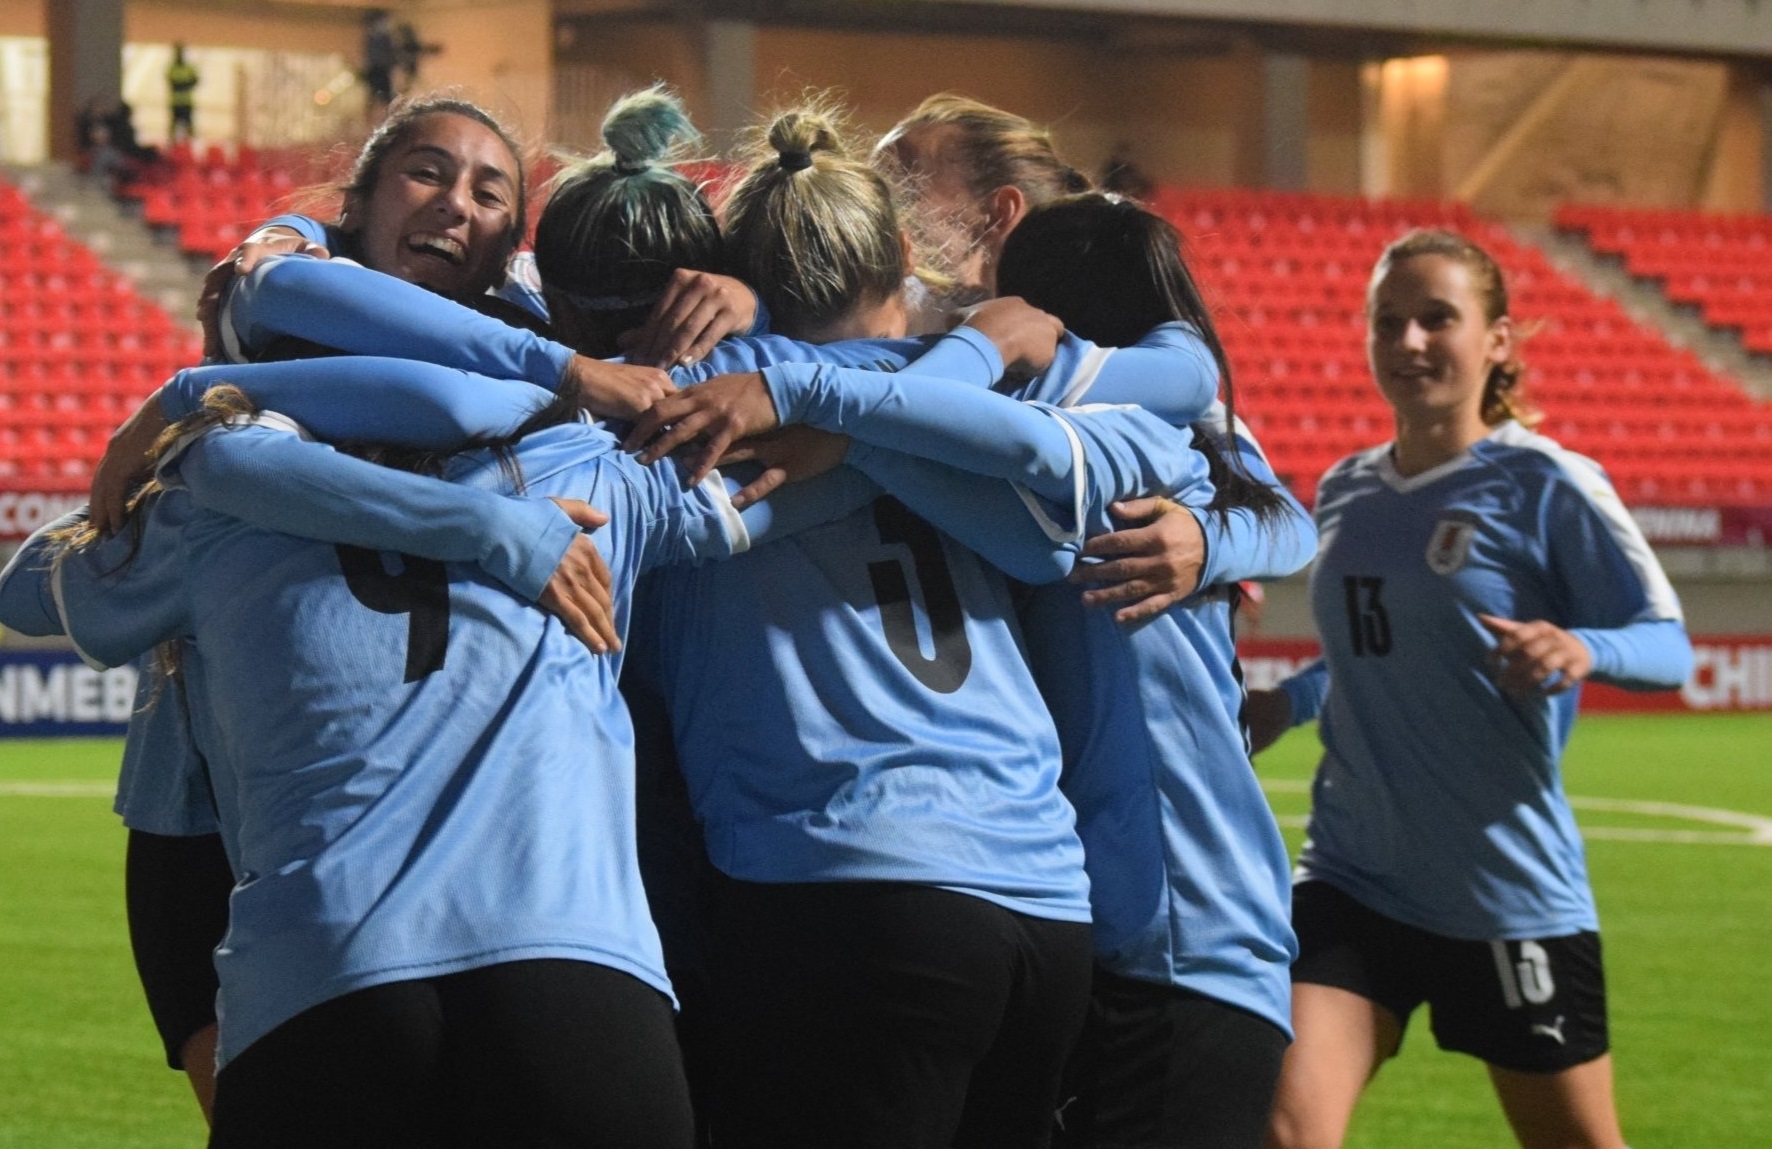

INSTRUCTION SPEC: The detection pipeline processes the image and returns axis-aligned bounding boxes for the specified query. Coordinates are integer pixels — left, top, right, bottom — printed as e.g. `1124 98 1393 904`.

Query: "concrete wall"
13 5 1757 212
0 1 45 38
556 17 1364 191
1372 50 1766 217
415 1 553 146
126 1 359 56
979 0 1772 58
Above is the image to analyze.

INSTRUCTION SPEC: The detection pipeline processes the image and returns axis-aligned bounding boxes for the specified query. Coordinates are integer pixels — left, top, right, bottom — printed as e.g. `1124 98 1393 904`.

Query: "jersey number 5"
867 498 972 694
337 545 450 682
1342 576 1393 657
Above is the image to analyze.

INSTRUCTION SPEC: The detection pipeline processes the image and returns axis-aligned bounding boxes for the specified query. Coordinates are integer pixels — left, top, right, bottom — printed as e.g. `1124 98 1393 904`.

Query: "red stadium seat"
1146 185 1772 508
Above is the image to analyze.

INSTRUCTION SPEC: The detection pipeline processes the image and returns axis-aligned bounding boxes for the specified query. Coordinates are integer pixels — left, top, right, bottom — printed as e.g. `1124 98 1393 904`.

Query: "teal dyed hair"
601 85 700 173
533 85 722 311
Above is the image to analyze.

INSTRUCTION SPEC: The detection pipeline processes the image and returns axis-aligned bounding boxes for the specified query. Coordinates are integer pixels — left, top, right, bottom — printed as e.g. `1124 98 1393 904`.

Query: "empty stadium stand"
6 153 1772 514
0 177 202 490
118 141 326 263
1157 188 1772 509
1556 202 1772 357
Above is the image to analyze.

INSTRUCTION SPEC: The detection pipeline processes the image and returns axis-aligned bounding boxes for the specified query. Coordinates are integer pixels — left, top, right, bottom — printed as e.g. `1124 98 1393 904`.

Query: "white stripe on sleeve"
49 560 108 671
1011 410 1088 544
1055 344 1114 409
1497 423 1683 622
700 468 751 556
156 410 315 486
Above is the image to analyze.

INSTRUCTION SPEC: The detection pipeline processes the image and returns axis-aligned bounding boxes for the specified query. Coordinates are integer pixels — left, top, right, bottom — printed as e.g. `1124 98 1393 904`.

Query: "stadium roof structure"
729 0 1772 59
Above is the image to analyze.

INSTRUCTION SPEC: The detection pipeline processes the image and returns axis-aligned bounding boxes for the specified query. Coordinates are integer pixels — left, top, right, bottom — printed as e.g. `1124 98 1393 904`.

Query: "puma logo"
1530 1015 1567 1045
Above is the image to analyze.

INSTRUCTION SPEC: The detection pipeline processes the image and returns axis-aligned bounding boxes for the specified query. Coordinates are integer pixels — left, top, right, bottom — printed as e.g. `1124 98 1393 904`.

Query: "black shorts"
209 959 694 1149
708 878 1094 1149
1291 880 1609 1073
1054 969 1290 1149
124 829 233 1068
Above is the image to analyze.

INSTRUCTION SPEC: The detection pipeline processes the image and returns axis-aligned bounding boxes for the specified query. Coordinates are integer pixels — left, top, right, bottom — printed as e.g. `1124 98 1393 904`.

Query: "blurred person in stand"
167 45 200 144
363 11 398 116
395 23 442 97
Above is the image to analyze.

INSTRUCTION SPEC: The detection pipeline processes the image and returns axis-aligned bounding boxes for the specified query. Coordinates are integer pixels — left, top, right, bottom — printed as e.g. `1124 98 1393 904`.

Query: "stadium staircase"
1552 203 1772 373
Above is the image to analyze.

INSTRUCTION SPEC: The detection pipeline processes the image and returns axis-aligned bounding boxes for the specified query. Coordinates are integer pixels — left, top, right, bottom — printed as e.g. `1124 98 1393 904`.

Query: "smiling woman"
333 96 529 302
1362 230 1532 477
1249 229 1693 1149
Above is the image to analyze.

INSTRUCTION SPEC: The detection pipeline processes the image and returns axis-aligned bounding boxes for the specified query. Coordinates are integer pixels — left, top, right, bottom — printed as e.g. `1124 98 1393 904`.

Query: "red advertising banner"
1238 636 1772 713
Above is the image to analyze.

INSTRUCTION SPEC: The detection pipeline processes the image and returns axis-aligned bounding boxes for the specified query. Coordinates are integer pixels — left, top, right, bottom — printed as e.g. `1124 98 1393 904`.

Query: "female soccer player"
874 93 1090 314
88 91 558 1120
625 129 1315 1146
1 386 857 1147
92 90 701 533
639 191 1316 1149
1248 230 1691 1149
528 84 758 366
1002 195 1311 1149
878 93 1218 624
139 99 1269 1147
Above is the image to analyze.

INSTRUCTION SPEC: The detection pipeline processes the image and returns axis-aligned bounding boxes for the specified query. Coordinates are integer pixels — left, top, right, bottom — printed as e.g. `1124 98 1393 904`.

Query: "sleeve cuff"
540 342 577 391
1189 506 1220 589
1279 662 1327 725
909 325 1005 388
747 288 772 336
487 498 586 603
155 379 190 422
259 214 329 245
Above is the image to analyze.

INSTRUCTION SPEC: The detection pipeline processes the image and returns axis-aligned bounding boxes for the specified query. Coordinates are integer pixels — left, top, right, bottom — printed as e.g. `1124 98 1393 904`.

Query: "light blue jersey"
642 364 1221 918
1025 424 1310 1034
164 255 1270 935
641 497 1090 916
0 419 809 1068
114 656 221 839
257 214 766 333
204 242 954 400
177 248 1212 430
794 336 1320 1026
770 355 1315 1030
1296 422 1691 940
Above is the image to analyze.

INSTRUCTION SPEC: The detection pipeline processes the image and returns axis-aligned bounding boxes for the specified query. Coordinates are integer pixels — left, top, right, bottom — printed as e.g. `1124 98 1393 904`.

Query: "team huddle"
0 87 1690 1149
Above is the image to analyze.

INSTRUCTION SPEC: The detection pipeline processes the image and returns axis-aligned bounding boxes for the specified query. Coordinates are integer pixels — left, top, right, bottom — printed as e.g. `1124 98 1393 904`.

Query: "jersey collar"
1374 421 1513 494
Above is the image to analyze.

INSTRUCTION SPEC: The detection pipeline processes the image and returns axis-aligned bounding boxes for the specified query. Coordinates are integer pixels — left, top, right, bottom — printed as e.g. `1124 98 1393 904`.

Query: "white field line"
1259 779 1772 846
6 779 1770 845
0 781 113 797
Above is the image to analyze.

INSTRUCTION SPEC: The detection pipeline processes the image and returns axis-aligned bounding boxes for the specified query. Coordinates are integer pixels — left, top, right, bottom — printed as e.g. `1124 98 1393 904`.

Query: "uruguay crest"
1425 516 1477 575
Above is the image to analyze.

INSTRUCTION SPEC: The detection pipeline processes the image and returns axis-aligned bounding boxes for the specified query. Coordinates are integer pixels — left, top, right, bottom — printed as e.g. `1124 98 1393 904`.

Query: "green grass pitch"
1 714 1768 1146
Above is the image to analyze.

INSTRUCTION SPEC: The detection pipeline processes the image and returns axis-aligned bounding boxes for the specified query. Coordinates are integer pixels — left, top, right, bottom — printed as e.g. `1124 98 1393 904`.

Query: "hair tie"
613 156 649 175
778 149 813 172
